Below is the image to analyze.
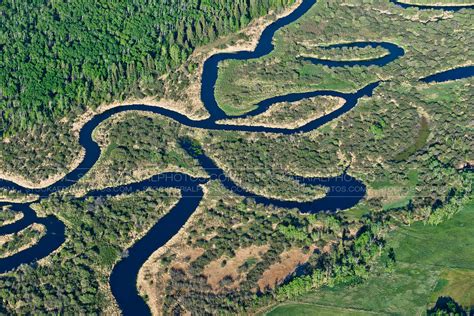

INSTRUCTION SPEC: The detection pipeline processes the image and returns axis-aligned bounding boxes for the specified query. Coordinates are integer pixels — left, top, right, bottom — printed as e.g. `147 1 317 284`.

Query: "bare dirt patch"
0 2 302 190
137 184 211 316
203 245 270 291
138 245 205 316
258 247 315 291
367 186 407 205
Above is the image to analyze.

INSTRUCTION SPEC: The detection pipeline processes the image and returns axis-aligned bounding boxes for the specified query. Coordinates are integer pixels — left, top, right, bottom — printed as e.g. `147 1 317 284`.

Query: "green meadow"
267 199 474 315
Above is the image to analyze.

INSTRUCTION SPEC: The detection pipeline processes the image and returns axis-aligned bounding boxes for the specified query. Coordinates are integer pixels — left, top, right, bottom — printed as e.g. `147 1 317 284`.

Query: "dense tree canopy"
0 0 294 136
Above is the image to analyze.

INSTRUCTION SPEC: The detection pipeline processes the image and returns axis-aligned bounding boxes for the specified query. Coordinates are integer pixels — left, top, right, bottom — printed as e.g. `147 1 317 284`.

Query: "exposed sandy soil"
203 245 270 291
0 151 85 190
71 97 208 138
0 1 302 190
0 234 13 247
33 189 181 315
370 6 453 23
299 52 389 62
137 184 211 316
367 186 407 205
162 0 304 121
0 193 39 204
138 245 205 316
71 0 305 139
257 247 315 291
68 111 207 194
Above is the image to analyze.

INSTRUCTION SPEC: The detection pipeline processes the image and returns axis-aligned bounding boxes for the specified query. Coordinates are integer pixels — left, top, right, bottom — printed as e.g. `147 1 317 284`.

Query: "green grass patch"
430 269 474 307
344 203 372 220
382 197 410 210
389 200 474 269
393 116 430 161
407 169 419 186
369 179 397 190
267 199 474 315
267 303 379 316
220 103 258 117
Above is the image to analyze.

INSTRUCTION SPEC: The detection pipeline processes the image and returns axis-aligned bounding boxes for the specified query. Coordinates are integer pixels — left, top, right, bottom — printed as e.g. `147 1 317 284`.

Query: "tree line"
0 0 295 137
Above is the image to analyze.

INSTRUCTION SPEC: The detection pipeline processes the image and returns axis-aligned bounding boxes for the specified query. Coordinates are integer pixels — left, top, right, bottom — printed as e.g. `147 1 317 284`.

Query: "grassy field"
267 199 474 315
267 303 382 316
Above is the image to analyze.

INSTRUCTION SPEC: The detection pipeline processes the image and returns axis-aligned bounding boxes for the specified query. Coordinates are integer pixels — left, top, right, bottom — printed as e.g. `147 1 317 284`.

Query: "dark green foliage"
179 136 204 157
427 296 469 316
0 263 103 314
0 188 179 313
0 0 294 136
309 45 388 61
274 222 387 301
207 78 473 212
0 122 81 182
0 206 18 225
157 180 376 314
216 0 472 114
204 133 332 201
0 224 44 258
87 114 200 185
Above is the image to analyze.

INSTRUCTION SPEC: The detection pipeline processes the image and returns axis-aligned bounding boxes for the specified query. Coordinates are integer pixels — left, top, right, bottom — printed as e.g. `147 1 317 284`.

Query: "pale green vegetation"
0 189 38 203
397 0 473 5
0 206 23 226
208 79 473 214
0 0 472 314
143 180 389 314
76 112 327 201
301 45 388 62
0 0 295 182
267 199 474 315
393 116 430 161
267 303 378 316
0 0 295 137
215 0 472 115
220 96 344 128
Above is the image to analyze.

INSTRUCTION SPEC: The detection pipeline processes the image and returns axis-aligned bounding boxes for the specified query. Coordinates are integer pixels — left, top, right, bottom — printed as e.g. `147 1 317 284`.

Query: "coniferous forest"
0 0 473 314
0 0 294 137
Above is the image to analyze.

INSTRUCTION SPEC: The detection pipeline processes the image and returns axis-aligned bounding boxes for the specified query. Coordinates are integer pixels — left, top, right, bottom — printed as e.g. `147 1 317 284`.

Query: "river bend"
0 0 472 314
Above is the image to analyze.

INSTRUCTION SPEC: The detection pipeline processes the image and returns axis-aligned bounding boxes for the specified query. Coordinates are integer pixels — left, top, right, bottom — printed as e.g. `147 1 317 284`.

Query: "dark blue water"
0 0 472 314
0 203 65 274
390 0 473 11
180 138 366 213
421 65 474 83
100 173 207 316
200 0 318 120
303 42 405 67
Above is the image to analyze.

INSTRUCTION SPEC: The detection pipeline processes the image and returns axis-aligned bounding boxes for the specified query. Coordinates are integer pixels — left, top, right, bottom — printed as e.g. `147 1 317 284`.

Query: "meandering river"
0 0 472 314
